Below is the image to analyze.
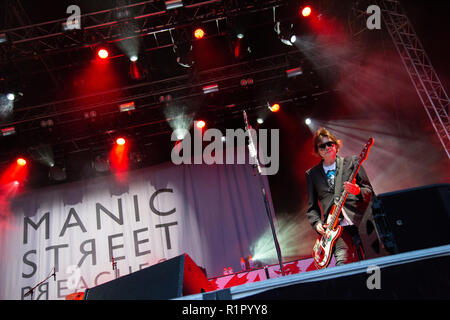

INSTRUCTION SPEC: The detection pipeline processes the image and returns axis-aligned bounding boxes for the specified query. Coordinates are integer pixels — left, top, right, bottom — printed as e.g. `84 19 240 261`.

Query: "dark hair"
313 127 342 156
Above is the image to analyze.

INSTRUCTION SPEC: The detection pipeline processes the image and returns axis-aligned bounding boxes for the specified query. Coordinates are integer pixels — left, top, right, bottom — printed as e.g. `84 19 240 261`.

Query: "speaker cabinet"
372 184 450 254
84 253 212 300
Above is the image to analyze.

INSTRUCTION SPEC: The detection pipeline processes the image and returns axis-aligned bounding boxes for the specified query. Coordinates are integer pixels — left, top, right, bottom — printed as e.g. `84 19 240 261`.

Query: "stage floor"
175 244 450 300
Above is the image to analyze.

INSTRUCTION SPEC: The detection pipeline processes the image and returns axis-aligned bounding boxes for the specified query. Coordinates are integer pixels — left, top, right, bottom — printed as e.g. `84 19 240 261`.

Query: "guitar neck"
326 159 363 230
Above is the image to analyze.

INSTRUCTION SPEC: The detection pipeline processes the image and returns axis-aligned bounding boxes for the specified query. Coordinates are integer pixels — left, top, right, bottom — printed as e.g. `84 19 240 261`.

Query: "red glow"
1 158 29 187
17 158 27 166
302 6 312 17
110 140 130 183
194 28 205 39
116 137 126 146
270 103 280 112
98 48 109 59
196 120 206 129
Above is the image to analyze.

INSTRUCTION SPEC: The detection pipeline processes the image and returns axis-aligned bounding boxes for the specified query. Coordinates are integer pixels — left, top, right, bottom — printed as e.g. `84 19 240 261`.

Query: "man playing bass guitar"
306 128 374 267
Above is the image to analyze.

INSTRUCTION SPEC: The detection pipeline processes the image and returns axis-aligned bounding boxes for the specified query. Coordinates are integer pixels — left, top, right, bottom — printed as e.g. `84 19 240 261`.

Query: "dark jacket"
305 155 374 231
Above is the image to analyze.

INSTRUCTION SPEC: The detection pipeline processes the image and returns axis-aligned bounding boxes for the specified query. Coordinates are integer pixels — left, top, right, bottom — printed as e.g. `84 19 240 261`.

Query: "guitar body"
313 219 343 269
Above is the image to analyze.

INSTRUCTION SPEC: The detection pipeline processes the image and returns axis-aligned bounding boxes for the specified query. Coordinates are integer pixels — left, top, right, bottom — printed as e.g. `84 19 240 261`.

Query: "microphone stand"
243 111 284 276
23 267 55 299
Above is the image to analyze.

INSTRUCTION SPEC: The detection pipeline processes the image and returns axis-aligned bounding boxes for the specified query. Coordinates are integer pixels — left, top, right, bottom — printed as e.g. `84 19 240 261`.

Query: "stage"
175 244 450 300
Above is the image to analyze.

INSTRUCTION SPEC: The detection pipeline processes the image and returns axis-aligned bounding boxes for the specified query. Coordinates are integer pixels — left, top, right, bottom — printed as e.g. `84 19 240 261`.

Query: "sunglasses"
318 141 335 150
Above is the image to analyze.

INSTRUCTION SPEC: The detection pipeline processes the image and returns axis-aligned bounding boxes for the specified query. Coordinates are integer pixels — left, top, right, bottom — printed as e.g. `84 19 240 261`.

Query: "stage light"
116 137 126 146
302 6 312 17
98 48 109 59
119 101 135 112
13 180 20 186
202 84 219 94
237 33 244 39
274 22 296 46
269 103 280 112
257 118 264 124
290 35 297 43
17 158 27 166
165 0 183 10
194 28 205 39
173 128 188 141
196 120 206 129
6 93 15 101
1 127 16 136
305 118 312 125
286 67 303 78
130 55 138 62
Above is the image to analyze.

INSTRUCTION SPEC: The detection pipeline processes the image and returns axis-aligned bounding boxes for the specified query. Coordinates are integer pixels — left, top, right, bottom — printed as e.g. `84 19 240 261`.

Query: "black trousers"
333 225 365 266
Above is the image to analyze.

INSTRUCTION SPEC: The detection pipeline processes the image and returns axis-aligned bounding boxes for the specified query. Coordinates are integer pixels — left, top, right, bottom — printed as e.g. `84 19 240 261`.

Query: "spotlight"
269 103 280 112
301 6 312 17
290 34 297 44
116 137 126 146
6 93 15 101
98 48 109 59
257 118 264 124
130 55 138 62
305 118 312 125
194 28 205 39
274 22 296 46
196 120 206 129
17 158 27 166
173 128 188 141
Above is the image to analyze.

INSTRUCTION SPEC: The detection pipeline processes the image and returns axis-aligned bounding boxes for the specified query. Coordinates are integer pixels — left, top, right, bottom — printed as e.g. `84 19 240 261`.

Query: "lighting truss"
379 0 450 159
0 0 286 63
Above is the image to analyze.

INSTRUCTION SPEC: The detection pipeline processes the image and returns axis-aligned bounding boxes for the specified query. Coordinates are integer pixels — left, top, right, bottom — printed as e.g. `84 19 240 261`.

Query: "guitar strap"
334 156 344 205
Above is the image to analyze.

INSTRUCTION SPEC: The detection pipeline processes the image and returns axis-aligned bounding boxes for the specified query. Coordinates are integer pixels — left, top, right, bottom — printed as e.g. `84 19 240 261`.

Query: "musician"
305 128 374 266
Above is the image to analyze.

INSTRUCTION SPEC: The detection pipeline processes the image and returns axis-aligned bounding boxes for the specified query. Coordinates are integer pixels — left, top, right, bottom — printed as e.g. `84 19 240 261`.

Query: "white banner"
0 161 273 300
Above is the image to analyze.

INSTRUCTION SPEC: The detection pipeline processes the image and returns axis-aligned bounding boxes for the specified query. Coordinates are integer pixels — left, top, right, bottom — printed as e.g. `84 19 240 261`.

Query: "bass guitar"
312 137 374 269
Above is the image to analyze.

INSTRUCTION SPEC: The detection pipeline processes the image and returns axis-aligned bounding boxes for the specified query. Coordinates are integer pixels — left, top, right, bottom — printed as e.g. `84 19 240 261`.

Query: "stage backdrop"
0 161 274 300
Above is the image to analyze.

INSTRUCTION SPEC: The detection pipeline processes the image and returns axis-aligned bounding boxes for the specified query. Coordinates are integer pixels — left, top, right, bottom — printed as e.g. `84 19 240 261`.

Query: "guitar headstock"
359 137 374 163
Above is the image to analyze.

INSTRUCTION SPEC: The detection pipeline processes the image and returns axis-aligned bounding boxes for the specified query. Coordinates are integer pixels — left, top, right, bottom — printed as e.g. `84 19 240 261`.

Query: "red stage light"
116 137 126 146
17 158 27 166
98 49 109 59
196 120 206 129
194 28 205 39
270 103 280 112
301 6 312 17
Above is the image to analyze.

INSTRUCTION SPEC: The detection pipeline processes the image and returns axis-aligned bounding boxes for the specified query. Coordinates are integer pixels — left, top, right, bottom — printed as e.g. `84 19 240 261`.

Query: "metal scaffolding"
379 0 450 159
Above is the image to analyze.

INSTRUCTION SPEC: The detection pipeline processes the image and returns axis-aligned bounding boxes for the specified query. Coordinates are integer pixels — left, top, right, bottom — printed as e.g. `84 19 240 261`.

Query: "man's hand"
344 181 361 195
315 223 327 236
